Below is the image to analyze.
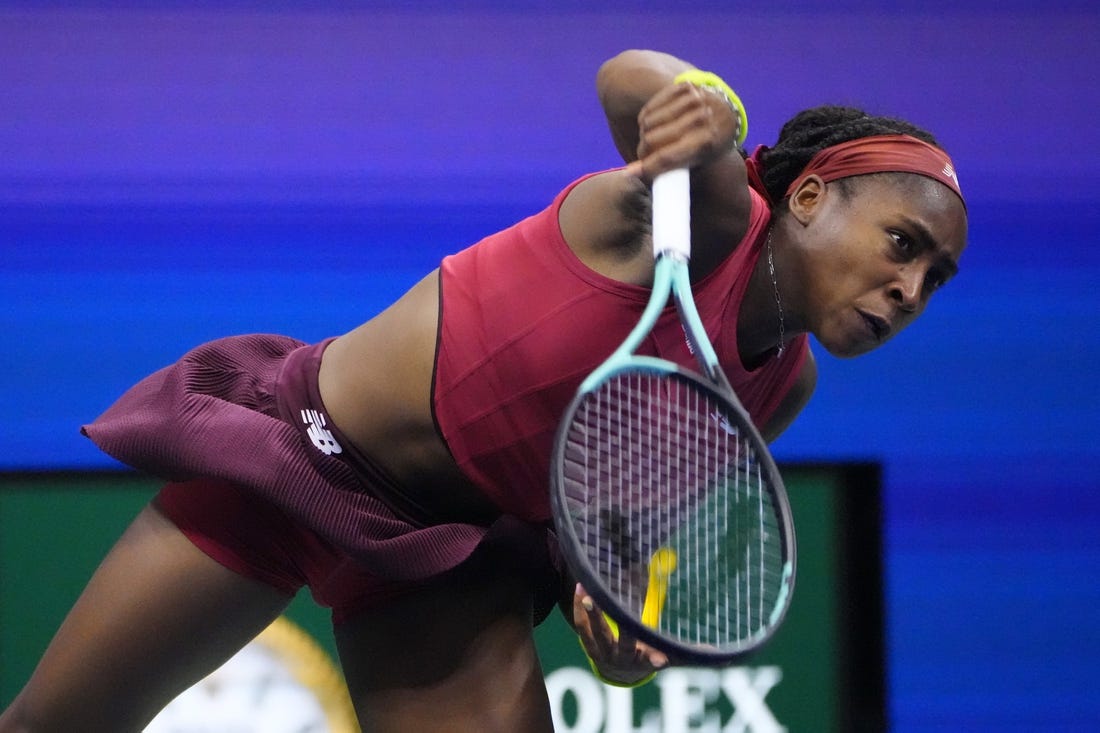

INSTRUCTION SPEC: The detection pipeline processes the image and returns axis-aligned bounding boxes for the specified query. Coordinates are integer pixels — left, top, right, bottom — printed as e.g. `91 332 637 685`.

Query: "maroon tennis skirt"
82 334 558 588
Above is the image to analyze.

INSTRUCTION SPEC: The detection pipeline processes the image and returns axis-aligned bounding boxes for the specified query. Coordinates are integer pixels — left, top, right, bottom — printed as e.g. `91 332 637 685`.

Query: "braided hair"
757 105 942 206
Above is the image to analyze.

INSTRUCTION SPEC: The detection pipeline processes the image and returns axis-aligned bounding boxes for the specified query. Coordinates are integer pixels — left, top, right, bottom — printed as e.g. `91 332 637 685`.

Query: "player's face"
794 174 968 358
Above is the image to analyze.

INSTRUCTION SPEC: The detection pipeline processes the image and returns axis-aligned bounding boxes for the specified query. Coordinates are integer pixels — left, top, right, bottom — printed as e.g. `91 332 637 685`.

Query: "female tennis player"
0 49 966 732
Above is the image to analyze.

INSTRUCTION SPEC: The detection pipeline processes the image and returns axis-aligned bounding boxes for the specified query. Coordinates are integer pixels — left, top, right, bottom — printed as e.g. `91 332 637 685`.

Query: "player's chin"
817 332 880 359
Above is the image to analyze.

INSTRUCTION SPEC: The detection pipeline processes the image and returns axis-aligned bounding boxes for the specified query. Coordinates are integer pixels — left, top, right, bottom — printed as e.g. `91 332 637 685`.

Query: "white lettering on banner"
658 668 722 732
723 667 784 733
545 666 785 733
607 685 661 733
546 667 606 733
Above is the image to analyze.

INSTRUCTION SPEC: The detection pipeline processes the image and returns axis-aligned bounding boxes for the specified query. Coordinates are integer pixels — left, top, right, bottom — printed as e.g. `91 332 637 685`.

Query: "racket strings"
561 372 786 650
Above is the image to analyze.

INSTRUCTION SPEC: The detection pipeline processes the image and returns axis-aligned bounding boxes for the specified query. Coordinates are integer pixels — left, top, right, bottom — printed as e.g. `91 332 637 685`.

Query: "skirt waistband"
275 338 440 528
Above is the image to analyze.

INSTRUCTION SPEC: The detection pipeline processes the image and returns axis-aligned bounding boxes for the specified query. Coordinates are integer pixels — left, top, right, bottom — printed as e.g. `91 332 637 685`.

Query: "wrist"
673 69 748 146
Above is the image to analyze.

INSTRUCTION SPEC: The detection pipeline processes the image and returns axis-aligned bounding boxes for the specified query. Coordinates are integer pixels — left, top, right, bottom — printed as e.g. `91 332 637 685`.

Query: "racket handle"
652 168 691 260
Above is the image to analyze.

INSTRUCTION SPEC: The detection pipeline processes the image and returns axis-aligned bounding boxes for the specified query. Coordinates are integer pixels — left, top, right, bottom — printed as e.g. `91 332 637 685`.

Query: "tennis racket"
550 168 796 665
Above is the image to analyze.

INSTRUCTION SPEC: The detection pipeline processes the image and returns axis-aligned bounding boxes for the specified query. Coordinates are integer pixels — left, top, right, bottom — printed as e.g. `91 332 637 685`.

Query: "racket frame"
550 169 797 664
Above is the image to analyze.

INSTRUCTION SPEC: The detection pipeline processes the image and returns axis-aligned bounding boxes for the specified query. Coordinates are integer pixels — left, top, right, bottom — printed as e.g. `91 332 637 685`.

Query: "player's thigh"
334 563 554 733
1 502 293 733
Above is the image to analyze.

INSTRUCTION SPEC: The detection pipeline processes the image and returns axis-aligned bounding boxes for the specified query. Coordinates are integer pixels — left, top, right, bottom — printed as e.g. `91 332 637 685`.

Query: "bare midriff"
317 270 501 525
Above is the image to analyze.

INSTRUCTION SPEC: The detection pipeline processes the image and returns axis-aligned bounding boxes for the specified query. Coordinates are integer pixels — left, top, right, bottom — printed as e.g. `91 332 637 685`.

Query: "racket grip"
652 169 691 260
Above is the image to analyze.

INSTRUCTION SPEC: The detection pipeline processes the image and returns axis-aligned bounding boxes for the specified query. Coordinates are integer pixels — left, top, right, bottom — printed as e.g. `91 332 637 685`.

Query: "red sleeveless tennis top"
433 172 808 522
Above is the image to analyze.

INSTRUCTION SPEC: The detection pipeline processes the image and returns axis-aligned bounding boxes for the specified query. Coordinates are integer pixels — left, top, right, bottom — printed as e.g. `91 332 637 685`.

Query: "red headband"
785 134 964 206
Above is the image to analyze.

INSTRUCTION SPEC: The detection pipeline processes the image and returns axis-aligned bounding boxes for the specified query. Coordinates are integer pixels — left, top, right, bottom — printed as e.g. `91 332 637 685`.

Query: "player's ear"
786 175 825 226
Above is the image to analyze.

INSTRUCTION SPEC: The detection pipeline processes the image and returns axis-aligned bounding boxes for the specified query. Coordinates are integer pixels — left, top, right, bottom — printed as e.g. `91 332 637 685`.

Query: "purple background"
2 2 1098 729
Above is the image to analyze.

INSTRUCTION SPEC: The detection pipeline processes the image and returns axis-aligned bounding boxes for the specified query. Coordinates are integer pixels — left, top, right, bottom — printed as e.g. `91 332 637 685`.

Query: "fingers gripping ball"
577 547 677 688
673 69 748 147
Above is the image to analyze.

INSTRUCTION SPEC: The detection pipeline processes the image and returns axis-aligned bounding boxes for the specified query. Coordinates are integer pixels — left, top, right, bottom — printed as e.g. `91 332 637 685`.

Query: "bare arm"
595 50 753 279
597 50 692 165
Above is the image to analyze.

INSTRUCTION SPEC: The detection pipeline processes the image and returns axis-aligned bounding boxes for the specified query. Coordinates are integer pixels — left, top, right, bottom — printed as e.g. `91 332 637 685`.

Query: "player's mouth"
857 310 890 343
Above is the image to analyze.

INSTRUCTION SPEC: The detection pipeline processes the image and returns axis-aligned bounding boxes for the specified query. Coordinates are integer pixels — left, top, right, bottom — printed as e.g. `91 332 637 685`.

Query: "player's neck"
738 228 793 369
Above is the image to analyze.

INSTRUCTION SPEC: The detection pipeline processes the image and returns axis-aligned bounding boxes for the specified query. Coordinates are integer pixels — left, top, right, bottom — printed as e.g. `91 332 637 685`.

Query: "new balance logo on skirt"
301 409 342 455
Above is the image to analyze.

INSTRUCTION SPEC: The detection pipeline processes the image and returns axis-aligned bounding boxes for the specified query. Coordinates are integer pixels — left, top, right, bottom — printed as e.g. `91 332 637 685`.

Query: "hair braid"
759 105 941 205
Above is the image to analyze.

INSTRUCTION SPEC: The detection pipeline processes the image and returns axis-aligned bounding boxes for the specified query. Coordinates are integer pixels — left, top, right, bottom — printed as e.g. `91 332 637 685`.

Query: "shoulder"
761 348 816 443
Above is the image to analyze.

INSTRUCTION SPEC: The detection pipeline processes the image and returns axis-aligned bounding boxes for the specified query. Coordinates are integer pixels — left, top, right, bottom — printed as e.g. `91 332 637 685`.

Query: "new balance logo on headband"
301 409 342 455
942 163 960 188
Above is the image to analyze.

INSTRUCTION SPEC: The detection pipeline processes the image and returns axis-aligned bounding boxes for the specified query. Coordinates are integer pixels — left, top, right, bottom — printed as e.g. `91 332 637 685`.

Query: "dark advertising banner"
1 465 880 731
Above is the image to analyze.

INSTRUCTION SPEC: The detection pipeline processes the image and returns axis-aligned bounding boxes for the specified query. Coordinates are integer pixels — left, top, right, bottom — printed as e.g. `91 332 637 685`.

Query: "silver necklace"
766 230 786 359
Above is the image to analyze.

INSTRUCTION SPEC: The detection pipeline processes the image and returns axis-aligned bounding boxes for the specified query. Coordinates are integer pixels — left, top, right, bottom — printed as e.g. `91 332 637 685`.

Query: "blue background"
2 2 1097 730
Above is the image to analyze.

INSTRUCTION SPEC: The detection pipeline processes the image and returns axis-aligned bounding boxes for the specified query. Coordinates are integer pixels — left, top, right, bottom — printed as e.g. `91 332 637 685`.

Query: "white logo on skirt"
301 409 342 455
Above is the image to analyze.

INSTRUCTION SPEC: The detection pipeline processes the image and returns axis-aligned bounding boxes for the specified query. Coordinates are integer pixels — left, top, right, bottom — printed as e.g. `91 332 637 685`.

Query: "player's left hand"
572 583 669 686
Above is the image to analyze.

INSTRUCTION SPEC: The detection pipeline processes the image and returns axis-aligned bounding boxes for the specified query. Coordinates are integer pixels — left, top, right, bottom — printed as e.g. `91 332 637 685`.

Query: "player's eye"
889 230 915 254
